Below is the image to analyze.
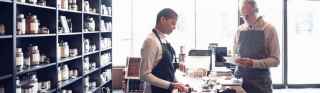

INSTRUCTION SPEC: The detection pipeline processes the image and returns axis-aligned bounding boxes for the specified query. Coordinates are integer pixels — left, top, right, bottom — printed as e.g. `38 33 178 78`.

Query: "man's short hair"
156 8 178 25
242 0 259 13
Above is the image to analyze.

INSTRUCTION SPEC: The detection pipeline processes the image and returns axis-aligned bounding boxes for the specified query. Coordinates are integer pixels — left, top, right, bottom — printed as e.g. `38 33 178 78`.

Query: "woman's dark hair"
156 8 178 25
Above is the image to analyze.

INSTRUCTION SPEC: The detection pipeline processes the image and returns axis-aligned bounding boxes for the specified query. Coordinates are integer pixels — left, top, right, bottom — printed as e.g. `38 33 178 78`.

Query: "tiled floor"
113 88 320 93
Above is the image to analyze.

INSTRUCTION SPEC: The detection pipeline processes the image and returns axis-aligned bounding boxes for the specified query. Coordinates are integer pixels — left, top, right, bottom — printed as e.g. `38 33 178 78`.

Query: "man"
234 0 280 93
140 8 188 93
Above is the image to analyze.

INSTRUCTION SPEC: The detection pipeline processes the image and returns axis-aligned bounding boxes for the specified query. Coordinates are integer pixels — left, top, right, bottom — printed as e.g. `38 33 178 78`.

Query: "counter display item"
17 14 26 35
0 24 5 35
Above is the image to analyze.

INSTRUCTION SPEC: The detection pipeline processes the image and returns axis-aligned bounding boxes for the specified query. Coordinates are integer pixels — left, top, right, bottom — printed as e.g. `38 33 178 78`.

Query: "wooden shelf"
84 68 100 77
83 12 100 16
84 50 99 56
16 2 56 10
101 15 112 18
59 76 82 88
16 63 56 75
58 32 82 36
0 74 12 81
0 35 13 39
58 9 82 14
58 55 82 64
0 0 12 3
83 31 100 34
16 34 56 38
101 47 112 52
0 0 112 92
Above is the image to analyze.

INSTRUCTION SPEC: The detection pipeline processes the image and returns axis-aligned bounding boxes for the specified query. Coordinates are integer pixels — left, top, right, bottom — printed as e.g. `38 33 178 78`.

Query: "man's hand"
172 82 189 93
235 58 254 68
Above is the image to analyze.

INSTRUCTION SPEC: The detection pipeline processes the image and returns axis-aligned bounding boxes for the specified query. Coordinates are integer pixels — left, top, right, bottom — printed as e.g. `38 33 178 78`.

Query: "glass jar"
30 46 40 66
0 24 5 35
31 75 38 93
27 15 39 34
83 57 90 73
57 67 62 82
24 57 30 69
62 65 69 80
37 0 46 6
86 18 95 32
69 48 78 57
18 0 26 3
16 48 24 71
17 14 26 35
70 0 77 11
84 1 90 12
28 0 37 4
16 78 22 93
62 42 70 58
84 39 90 53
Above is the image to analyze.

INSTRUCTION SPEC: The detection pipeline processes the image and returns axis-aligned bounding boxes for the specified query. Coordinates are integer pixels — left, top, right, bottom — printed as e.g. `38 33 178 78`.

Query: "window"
287 0 320 84
195 0 238 49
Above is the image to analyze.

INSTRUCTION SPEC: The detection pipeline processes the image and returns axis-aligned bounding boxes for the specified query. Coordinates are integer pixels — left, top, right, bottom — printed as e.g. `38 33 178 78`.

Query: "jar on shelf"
0 24 5 35
27 15 39 34
62 65 69 81
83 57 90 73
37 0 46 6
16 78 22 93
83 1 90 12
30 46 40 67
24 57 31 69
18 0 26 3
17 14 26 35
16 48 24 72
57 67 62 82
86 17 95 32
27 0 37 4
84 39 90 53
61 42 70 58
30 75 38 93
69 48 78 57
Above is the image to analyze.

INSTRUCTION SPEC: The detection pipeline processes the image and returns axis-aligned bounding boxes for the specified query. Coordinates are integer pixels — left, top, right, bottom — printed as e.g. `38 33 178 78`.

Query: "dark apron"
238 31 272 93
151 29 177 93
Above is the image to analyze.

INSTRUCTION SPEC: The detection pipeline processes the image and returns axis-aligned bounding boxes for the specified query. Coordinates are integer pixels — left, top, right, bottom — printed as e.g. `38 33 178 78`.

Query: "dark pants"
242 76 273 93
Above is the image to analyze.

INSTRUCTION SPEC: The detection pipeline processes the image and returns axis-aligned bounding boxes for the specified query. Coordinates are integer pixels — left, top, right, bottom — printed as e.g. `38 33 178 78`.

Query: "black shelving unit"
0 0 112 93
